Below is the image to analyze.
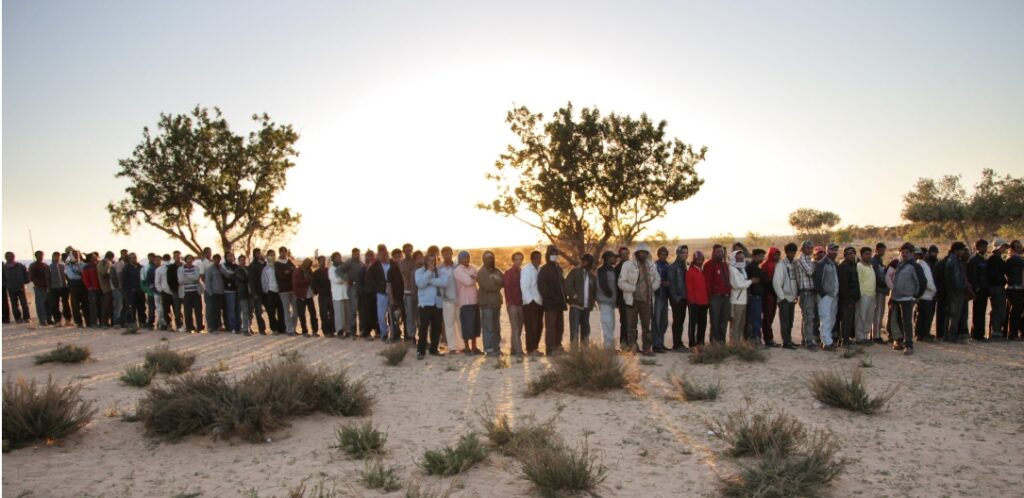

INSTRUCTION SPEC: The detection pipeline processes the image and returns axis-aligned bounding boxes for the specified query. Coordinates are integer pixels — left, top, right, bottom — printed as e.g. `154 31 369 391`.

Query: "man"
313 255 334 336
870 243 889 343
142 253 158 328
328 252 349 337
438 247 462 351
415 252 448 359
64 249 86 327
813 244 840 351
520 250 544 355
652 246 672 353
744 249 767 344
538 245 567 354
914 246 938 342
97 251 116 327
478 251 504 355
596 251 619 350
618 243 658 355
221 252 242 333
344 248 364 337
366 245 403 341
614 246 631 348
204 254 226 332
275 247 297 335
166 251 184 331
262 249 283 334
836 247 861 347
83 253 101 327
565 253 597 348
759 247 781 348
967 239 990 341
666 245 689 351
987 240 1010 339
234 254 252 334
454 250 481 353
943 242 970 343
772 243 799 349
926 245 945 340
1007 240 1024 339
178 254 204 333
891 243 927 355
703 244 732 344
686 251 709 349
154 254 172 330
855 247 877 345
121 253 145 327
47 251 71 326
503 252 526 356
728 250 754 344
399 243 419 342
244 249 266 335
28 251 50 327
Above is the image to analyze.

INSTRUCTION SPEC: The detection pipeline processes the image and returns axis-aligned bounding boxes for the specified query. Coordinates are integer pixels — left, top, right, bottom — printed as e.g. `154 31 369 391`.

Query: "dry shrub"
519 439 607 498
720 431 848 498
478 405 558 458
144 345 196 374
379 343 409 366
359 458 402 491
419 433 488 476
669 374 721 401
33 344 91 365
689 342 766 365
810 366 896 415
331 421 387 459
119 364 157 387
525 346 639 396
136 355 374 442
2 376 96 451
729 341 767 362
709 406 806 457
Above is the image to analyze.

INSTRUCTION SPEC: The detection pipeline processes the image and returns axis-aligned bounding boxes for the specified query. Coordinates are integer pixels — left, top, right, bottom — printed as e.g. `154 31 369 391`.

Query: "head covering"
458 250 470 260
633 242 651 255
761 247 780 279
801 240 814 249
827 243 839 251
601 251 616 262
994 238 1009 248
675 245 687 255
813 246 824 255
729 250 746 269
913 246 924 255
692 250 705 263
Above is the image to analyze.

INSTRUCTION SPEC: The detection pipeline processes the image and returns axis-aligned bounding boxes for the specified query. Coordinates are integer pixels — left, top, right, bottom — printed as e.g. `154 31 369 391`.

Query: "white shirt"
583 273 590 308
262 264 278 293
917 260 937 301
520 263 543 305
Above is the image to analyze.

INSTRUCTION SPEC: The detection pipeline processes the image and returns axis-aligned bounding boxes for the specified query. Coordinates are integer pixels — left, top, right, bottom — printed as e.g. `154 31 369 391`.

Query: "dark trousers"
100 290 113 326
838 300 856 345
1007 288 1024 338
625 301 653 351
250 293 267 333
183 291 203 332
687 303 708 346
2 287 9 323
207 294 224 331
778 299 796 345
418 306 442 354
972 288 988 339
543 308 565 353
617 303 629 345
68 281 86 326
8 289 30 322
265 292 284 333
945 293 965 341
87 290 100 327
708 294 730 344
762 292 777 343
47 287 71 324
669 299 687 349
160 292 179 329
317 293 334 334
124 290 146 327
523 302 544 352
915 299 936 340
359 292 378 336
746 294 764 342
296 297 318 334
894 300 915 348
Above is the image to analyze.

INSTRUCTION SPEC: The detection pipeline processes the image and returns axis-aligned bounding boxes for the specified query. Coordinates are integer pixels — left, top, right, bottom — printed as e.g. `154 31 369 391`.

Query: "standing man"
1007 240 1024 339
891 243 926 355
47 251 70 326
836 247 861 347
235 254 252 334
943 242 969 342
565 253 597 348
870 243 889 343
121 253 145 327
438 247 462 352
967 239 990 341
221 252 241 333
365 245 393 341
914 246 938 342
83 253 101 327
503 252 526 356
454 250 481 354
666 245 689 351
345 248 364 337
399 243 419 342
178 254 204 334
415 252 448 359
262 249 283 334
652 246 672 353
759 247 781 348
520 250 544 356
97 251 116 328
275 247 297 335
313 255 334 336
704 244 732 344
813 244 840 351
686 251 710 349
772 243 799 349
986 240 1010 339
245 249 266 335
204 254 226 332
154 254 172 330
538 245 567 355
614 246 631 348
167 252 184 331
329 252 350 337
64 250 86 327
28 251 50 327
478 251 504 355
796 241 818 350
596 251 619 350
729 250 754 344
618 243 658 356
855 247 877 345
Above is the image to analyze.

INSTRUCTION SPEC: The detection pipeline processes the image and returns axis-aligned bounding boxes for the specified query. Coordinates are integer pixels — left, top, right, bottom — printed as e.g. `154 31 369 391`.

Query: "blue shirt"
415 267 448 308
655 259 671 298
66 261 83 280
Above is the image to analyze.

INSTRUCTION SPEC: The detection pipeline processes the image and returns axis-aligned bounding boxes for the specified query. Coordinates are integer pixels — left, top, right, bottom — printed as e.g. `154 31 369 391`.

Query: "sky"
3 0 1023 257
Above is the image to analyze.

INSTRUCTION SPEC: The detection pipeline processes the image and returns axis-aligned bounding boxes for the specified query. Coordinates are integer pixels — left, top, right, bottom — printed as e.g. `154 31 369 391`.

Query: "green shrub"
810 367 896 415
720 431 848 497
359 458 402 491
331 421 387 459
119 364 157 387
688 343 733 365
419 433 488 476
144 345 196 374
478 406 557 458
520 439 607 498
709 407 806 457
2 376 96 451
728 341 767 362
33 344 91 365
669 375 721 401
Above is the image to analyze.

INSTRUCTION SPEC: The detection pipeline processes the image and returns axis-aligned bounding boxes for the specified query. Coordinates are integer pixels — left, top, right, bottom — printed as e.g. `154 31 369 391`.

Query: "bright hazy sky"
3 0 1023 257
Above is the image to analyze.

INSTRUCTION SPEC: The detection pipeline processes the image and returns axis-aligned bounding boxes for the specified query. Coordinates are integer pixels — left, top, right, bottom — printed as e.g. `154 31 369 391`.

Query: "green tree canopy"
479 103 707 264
108 106 301 255
788 208 841 244
901 169 1023 241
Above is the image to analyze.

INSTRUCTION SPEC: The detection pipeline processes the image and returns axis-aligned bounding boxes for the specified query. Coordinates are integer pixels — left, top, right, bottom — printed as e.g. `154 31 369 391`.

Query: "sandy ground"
3 304 1024 498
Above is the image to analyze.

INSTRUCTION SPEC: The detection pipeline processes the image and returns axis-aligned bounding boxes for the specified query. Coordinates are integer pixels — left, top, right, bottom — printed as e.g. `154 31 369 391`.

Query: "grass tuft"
119 364 157 387
841 346 865 359
478 405 558 458
525 346 639 396
669 374 721 401
419 433 488 476
33 344 91 365
359 458 402 491
144 345 196 374
689 342 766 364
809 367 896 415
379 343 409 366
709 406 806 457
519 439 607 498
2 376 96 451
331 421 387 459
720 431 848 497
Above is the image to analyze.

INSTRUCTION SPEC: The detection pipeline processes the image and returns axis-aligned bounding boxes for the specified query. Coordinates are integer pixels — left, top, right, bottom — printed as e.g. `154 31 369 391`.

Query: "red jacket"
703 259 730 297
503 265 523 306
686 265 709 305
292 270 312 298
83 264 100 290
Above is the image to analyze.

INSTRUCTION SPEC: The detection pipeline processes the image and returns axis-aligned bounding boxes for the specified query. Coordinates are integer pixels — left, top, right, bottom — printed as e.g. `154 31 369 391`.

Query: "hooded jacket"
813 257 839 298
837 259 861 304
917 259 937 300
772 256 799 303
945 255 967 295
728 251 752 305
596 264 617 306
892 259 927 301
666 259 688 303
618 246 659 307
477 265 504 308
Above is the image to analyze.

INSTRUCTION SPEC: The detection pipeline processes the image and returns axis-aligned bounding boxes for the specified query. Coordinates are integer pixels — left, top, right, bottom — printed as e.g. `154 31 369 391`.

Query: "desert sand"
3 308 1024 498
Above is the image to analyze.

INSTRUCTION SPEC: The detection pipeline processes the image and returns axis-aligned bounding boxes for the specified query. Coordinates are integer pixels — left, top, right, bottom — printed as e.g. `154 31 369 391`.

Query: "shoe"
782 343 797 350
805 344 819 352
873 338 885 344
641 349 655 357
822 344 837 352
974 337 988 342
416 352 425 360
653 347 669 354
672 346 690 353
903 347 914 356
429 350 443 356
472 347 484 355
893 340 905 351
764 341 780 348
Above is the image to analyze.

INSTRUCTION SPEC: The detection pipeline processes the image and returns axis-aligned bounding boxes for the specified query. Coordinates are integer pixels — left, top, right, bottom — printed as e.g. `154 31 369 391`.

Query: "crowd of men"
3 237 1023 358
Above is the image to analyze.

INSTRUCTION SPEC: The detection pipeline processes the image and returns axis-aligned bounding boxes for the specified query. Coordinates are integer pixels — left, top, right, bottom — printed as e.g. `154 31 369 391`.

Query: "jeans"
206 293 225 331
817 295 837 346
279 291 297 334
745 295 763 342
893 300 915 347
855 295 875 341
418 305 443 354
625 301 652 351
989 286 1007 338
653 295 669 349
598 302 616 349
709 294 730 344
318 293 333 335
459 304 481 342
729 304 747 343
972 288 988 339
347 286 359 335
799 290 818 346
688 303 708 346
296 297 318 334
240 299 252 332
404 293 418 341
945 292 965 341
523 302 543 353
915 299 936 340
33 287 48 325
777 300 795 345
507 304 524 354
183 291 203 332
375 292 391 339
224 292 239 331
568 306 592 347
670 298 687 348
481 306 501 353
762 292 777 344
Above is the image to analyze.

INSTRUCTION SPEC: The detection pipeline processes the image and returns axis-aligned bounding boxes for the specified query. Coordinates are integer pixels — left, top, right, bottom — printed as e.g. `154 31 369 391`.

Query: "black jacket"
837 259 861 304
538 262 567 311
274 260 295 293
312 267 331 296
745 262 766 296
986 254 1008 288
967 254 989 292
366 260 404 300
247 260 265 296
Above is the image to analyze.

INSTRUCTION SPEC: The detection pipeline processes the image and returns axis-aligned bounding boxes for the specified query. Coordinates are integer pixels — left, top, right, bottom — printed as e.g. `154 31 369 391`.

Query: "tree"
901 169 1024 242
479 103 707 264
108 106 301 255
787 208 841 245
